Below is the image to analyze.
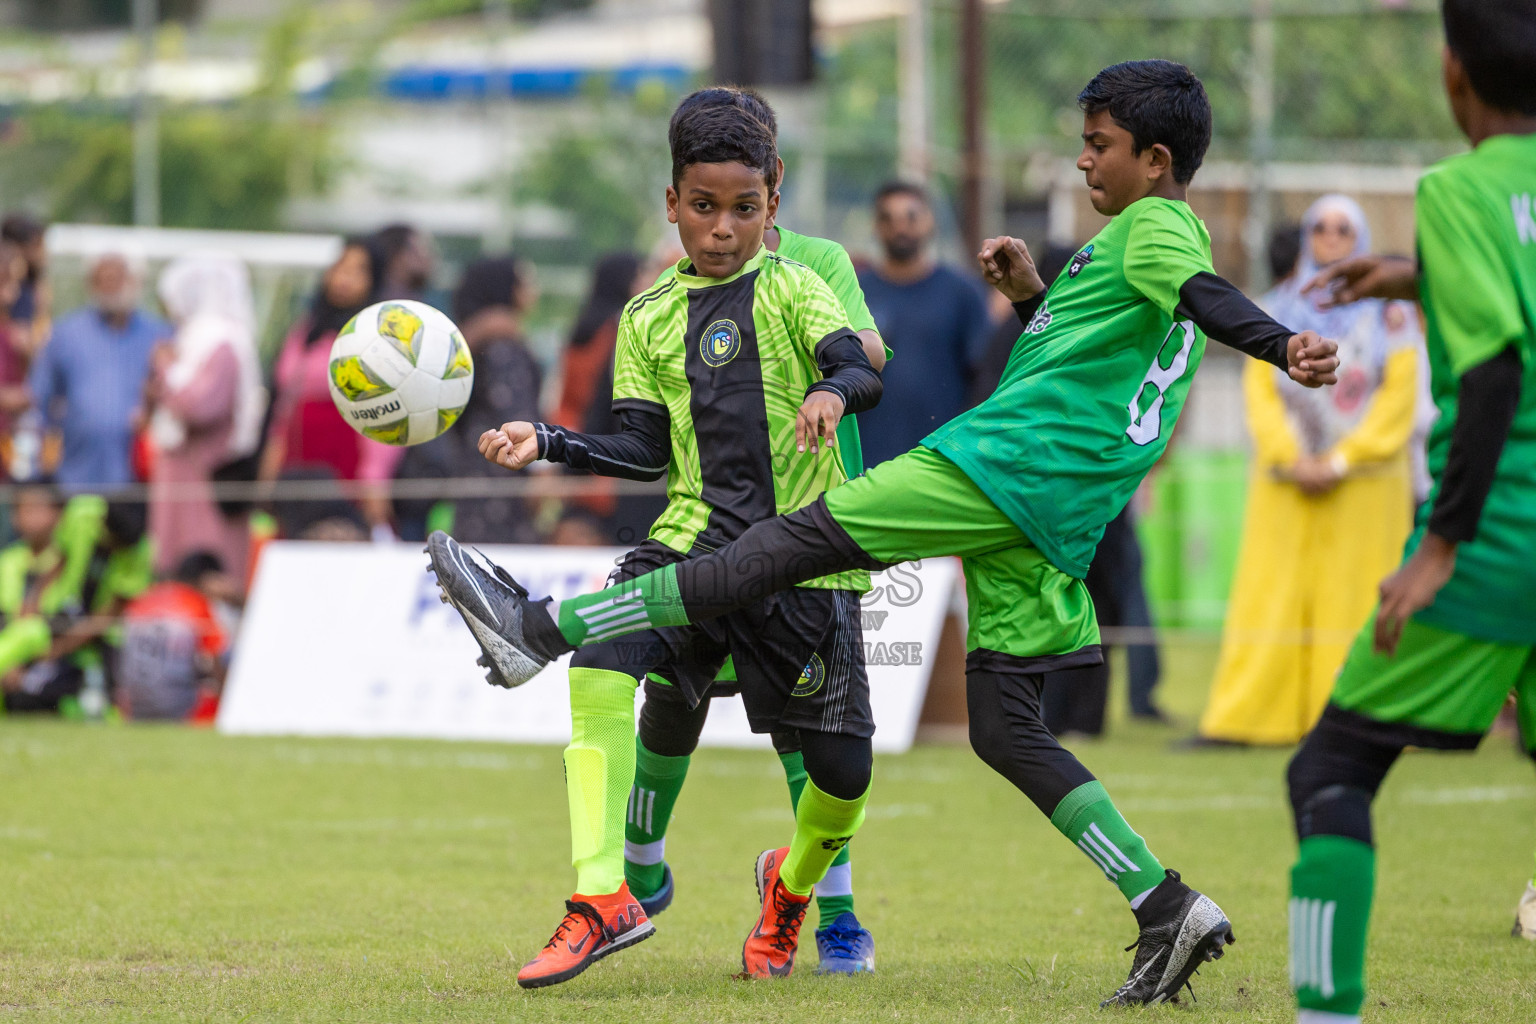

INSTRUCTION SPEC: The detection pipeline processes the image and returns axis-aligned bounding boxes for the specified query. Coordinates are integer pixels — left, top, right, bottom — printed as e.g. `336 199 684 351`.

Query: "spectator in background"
0 240 33 452
552 251 643 532
552 251 640 429
1267 220 1303 288
2 214 48 350
372 223 437 302
577 242 679 544
393 255 542 543
261 238 389 487
146 254 266 589
1196 195 1421 746
0 488 152 713
116 550 232 722
20 250 169 488
857 182 990 467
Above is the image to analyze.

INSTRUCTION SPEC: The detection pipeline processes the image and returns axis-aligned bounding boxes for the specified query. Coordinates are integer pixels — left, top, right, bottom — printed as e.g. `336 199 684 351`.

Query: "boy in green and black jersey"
620 87 886 975
429 99 883 986
1290 2 1536 1019
437 60 1340 1007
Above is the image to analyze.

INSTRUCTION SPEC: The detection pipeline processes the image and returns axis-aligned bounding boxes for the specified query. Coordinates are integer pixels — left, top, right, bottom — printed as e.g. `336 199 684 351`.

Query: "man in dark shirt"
856 181 991 468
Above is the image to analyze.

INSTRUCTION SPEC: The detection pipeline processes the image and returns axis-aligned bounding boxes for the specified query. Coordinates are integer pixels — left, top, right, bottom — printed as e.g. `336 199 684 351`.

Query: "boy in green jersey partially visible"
621 87 886 975
435 60 1340 1006
429 99 884 987
1291 2 1536 1018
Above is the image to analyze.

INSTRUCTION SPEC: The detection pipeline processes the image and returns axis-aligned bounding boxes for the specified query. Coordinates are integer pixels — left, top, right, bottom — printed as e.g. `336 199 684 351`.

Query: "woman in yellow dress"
1197 195 1422 746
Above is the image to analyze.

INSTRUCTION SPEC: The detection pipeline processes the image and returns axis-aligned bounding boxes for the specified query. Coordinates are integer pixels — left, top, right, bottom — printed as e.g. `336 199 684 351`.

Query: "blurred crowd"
0 185 1433 747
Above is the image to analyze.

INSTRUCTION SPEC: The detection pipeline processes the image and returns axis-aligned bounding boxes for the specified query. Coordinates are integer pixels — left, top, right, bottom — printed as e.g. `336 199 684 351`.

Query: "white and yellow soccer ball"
327 299 474 446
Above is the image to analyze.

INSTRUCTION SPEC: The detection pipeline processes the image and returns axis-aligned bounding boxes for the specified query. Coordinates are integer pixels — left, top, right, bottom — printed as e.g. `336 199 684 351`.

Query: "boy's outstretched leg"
743 729 872 979
966 656 1234 1005
1285 711 1401 1023
517 656 655 989
773 731 874 973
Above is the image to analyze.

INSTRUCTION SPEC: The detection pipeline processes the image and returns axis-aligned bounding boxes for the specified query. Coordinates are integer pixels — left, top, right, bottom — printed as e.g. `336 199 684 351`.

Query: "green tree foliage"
30 108 320 230
825 1 1457 165
518 132 649 254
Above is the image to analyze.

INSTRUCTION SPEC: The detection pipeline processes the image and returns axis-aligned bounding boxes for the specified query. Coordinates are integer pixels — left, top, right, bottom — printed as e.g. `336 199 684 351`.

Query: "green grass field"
3 642 1534 1022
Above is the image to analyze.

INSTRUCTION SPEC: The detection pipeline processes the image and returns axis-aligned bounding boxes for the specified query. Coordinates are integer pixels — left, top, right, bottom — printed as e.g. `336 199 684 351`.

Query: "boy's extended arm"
532 404 671 482
1174 272 1293 369
807 331 883 414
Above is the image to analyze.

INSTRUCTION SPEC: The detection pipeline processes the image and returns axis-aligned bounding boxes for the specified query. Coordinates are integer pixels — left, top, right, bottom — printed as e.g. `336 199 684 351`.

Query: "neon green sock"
779 750 854 921
1050 780 1165 904
0 616 52 676
781 780 868 897
556 565 689 647
1291 835 1374 1018
623 736 690 900
565 667 638 896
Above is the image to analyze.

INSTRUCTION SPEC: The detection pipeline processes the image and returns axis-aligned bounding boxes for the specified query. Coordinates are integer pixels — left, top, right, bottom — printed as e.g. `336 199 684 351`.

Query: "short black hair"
874 181 929 207
1077 60 1212 186
671 87 778 139
14 478 62 506
669 101 779 192
1 213 44 245
1443 0 1536 115
174 550 226 586
104 497 148 548
1268 222 1303 282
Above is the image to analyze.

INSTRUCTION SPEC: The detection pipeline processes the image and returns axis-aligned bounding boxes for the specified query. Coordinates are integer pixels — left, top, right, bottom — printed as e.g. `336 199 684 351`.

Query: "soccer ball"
327 299 474 446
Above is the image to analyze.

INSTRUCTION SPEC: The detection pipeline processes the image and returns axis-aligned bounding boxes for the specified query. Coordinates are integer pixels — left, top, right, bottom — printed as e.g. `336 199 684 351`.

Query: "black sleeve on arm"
807 330 883 414
1013 291 1046 329
1427 345 1524 544
533 401 670 481
1176 271 1292 370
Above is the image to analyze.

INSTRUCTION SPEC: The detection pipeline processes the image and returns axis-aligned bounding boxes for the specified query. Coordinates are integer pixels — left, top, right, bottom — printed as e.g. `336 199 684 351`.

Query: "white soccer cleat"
1513 882 1536 940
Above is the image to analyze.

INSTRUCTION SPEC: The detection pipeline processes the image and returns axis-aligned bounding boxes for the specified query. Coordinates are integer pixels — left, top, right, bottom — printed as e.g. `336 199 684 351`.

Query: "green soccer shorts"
1329 611 1536 751
823 446 1099 662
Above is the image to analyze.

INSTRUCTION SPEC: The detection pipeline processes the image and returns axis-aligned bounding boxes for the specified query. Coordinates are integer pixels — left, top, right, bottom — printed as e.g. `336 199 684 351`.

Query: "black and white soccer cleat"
1100 869 1234 1007
425 530 573 688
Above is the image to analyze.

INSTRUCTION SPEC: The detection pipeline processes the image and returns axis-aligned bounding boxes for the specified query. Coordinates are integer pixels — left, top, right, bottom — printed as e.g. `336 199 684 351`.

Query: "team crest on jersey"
1068 243 1095 278
792 654 826 698
700 319 741 367
1025 300 1052 334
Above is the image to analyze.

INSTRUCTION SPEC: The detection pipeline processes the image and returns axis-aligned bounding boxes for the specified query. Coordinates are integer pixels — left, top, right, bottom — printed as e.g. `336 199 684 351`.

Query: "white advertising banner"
219 542 957 753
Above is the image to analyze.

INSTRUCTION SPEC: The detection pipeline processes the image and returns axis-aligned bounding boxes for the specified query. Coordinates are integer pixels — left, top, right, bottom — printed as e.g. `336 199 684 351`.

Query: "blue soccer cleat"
637 862 675 918
815 911 875 974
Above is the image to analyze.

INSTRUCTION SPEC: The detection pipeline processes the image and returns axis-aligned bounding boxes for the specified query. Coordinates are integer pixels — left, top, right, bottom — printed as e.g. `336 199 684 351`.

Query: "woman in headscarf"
393 255 543 543
260 238 388 486
1195 195 1423 746
146 253 266 586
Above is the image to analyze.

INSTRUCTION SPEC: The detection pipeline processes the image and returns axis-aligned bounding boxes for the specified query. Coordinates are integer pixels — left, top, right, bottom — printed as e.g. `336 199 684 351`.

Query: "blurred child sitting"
0 484 154 713
117 551 236 722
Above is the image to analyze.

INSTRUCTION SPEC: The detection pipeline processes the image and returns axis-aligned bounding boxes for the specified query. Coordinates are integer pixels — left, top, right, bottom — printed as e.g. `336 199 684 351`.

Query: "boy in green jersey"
429 100 884 986
1 486 153 712
622 87 885 975
433 60 1339 1006
1291 2 1536 1019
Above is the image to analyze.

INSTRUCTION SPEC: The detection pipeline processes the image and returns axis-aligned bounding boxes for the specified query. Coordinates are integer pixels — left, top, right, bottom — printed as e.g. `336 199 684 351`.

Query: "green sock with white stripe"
1290 835 1373 1021
556 565 689 647
623 736 690 901
1050 780 1164 904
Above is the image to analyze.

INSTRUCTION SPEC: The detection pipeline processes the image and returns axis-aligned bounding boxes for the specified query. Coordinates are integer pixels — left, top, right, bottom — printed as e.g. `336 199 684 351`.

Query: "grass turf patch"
1 641 1534 1021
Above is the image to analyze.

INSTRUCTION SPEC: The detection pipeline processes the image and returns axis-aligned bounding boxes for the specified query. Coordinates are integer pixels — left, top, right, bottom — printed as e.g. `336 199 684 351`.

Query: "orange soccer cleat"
740 847 812 979
516 884 655 989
